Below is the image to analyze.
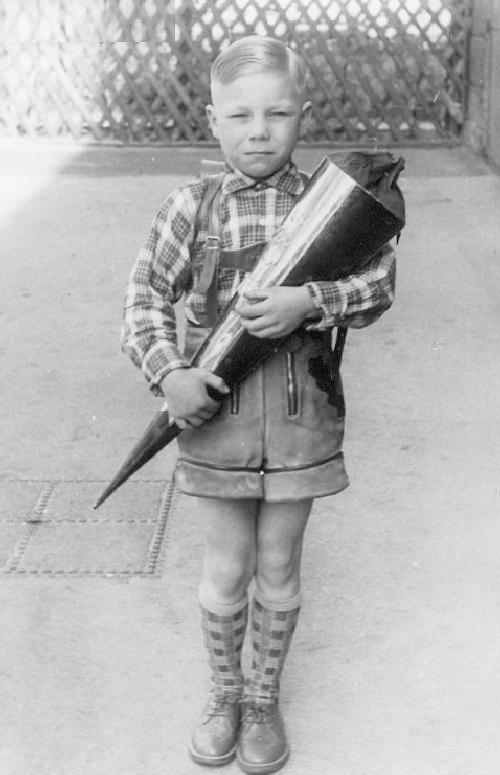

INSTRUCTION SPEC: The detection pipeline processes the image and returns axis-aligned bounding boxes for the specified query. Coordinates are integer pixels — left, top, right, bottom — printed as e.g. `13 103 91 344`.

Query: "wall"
465 0 500 168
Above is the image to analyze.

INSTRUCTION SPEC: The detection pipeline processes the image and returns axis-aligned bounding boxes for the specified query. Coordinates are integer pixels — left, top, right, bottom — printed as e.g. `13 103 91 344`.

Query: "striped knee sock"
245 590 301 704
199 595 249 697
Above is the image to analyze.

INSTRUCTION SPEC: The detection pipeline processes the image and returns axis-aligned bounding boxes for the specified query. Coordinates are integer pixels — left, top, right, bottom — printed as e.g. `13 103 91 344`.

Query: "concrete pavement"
1 143 499 775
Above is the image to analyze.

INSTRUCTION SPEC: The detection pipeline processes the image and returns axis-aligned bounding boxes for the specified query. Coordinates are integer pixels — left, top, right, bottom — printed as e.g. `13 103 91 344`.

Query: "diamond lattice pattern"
0 0 471 143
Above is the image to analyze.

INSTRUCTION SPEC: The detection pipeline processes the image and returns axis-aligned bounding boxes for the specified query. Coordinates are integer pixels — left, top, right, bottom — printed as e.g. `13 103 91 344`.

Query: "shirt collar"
222 160 306 196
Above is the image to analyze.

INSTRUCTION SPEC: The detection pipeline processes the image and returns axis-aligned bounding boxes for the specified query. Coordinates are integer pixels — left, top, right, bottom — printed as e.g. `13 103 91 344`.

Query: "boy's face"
207 70 311 179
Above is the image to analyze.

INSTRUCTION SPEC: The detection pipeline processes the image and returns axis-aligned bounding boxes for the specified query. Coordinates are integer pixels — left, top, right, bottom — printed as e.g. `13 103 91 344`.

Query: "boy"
122 36 395 774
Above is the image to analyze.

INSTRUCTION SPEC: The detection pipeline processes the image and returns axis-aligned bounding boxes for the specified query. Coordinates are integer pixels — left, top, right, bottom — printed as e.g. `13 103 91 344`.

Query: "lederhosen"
175 163 350 502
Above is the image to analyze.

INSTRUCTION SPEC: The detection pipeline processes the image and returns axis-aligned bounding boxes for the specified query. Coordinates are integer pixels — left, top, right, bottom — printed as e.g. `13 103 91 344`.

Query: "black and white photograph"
1 1 499 773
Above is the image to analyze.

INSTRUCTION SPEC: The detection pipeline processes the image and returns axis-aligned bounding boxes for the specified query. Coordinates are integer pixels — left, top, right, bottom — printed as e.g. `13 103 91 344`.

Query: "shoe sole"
236 745 289 774
189 742 236 767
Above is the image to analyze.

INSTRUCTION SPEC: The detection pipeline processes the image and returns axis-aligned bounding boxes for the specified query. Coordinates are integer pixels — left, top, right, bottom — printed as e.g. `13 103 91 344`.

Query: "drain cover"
0 479 176 576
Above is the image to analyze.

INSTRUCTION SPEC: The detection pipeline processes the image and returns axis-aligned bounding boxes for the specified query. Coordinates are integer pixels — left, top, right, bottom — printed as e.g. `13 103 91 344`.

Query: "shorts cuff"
175 453 349 501
263 453 349 501
176 459 263 499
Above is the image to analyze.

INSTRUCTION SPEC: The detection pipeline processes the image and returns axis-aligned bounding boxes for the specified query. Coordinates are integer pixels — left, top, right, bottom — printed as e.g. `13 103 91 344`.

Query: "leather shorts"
174 325 349 502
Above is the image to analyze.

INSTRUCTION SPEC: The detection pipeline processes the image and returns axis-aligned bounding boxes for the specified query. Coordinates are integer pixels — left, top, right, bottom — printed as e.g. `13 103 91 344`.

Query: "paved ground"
1 142 499 775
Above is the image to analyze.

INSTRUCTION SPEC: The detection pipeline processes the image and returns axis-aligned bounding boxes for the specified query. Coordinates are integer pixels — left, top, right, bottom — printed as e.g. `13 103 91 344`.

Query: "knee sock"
245 589 301 704
199 594 249 697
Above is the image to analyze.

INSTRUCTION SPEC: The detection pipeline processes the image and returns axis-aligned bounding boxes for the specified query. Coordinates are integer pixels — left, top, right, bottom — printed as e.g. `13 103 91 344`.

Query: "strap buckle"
205 235 220 250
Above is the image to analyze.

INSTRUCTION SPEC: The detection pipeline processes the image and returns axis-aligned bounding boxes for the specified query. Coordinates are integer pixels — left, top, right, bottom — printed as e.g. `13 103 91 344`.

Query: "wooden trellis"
0 0 471 144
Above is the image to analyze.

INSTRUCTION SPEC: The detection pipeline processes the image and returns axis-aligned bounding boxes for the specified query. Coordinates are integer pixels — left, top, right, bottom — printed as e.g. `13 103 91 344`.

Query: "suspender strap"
192 161 226 330
200 159 226 178
205 177 224 327
193 172 224 296
194 161 267 326
331 326 348 369
197 159 226 247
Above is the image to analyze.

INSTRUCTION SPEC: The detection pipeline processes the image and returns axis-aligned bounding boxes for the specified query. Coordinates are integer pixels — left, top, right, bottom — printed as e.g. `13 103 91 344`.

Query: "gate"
0 0 471 144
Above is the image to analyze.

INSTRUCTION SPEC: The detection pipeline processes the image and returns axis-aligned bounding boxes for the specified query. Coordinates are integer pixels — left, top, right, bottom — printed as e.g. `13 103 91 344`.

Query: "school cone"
94 151 405 509
93 411 180 509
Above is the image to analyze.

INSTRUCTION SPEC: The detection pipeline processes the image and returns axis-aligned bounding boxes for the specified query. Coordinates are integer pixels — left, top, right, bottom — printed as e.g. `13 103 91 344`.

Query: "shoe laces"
206 692 240 717
241 701 275 725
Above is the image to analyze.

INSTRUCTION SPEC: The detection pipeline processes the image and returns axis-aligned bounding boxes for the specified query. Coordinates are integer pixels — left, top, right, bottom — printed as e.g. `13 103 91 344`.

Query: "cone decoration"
94 152 405 509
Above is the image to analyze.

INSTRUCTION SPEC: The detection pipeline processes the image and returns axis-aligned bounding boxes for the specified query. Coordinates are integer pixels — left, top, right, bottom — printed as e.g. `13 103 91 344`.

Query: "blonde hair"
210 36 307 100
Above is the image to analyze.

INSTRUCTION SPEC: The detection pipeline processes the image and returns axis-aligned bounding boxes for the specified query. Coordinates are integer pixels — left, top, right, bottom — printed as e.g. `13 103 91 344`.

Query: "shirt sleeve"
121 185 199 394
304 242 396 330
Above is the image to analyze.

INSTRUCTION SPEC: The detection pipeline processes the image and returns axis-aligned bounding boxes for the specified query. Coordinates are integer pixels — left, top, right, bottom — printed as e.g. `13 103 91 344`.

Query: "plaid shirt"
122 160 396 392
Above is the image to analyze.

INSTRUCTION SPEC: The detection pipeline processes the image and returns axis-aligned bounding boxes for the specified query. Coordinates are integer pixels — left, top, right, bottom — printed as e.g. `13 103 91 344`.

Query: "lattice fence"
0 0 471 144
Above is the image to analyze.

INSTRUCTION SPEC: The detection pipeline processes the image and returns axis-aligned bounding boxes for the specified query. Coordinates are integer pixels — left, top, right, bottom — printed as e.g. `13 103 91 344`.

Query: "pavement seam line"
1 478 177 577
145 473 178 576
4 480 58 573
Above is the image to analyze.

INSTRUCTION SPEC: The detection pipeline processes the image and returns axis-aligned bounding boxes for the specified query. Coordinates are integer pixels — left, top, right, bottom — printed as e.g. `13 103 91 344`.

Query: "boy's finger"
241 288 269 302
237 296 270 316
188 415 206 427
242 320 267 336
237 304 263 320
204 373 230 395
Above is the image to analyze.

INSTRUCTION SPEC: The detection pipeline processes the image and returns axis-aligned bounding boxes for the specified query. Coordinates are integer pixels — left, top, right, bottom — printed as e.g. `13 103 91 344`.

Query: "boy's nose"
249 117 270 140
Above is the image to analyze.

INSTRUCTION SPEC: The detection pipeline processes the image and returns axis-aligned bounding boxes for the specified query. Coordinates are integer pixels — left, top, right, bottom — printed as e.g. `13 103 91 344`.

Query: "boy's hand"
161 368 229 429
236 286 318 338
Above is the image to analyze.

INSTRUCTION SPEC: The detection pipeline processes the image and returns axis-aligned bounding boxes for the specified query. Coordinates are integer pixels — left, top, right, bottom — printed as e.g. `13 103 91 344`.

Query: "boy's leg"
198 496 258 608
190 496 258 767
237 499 312 774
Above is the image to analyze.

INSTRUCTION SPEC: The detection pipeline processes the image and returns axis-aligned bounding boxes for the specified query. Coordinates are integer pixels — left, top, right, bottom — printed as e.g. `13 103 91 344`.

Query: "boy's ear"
206 105 219 139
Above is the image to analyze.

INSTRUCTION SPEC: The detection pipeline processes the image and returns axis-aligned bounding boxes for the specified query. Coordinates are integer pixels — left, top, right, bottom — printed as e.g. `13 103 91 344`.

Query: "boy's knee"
202 556 255 604
255 546 301 600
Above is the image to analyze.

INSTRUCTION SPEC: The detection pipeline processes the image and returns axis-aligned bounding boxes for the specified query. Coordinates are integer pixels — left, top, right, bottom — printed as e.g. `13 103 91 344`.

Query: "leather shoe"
236 701 289 774
189 692 241 766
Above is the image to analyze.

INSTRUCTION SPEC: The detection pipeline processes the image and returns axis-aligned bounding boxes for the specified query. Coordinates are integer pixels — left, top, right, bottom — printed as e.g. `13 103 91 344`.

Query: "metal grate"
0 478 177 577
0 0 471 144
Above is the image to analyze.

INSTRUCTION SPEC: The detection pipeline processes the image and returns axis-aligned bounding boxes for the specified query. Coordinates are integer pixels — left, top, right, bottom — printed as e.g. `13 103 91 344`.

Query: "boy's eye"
270 111 291 118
